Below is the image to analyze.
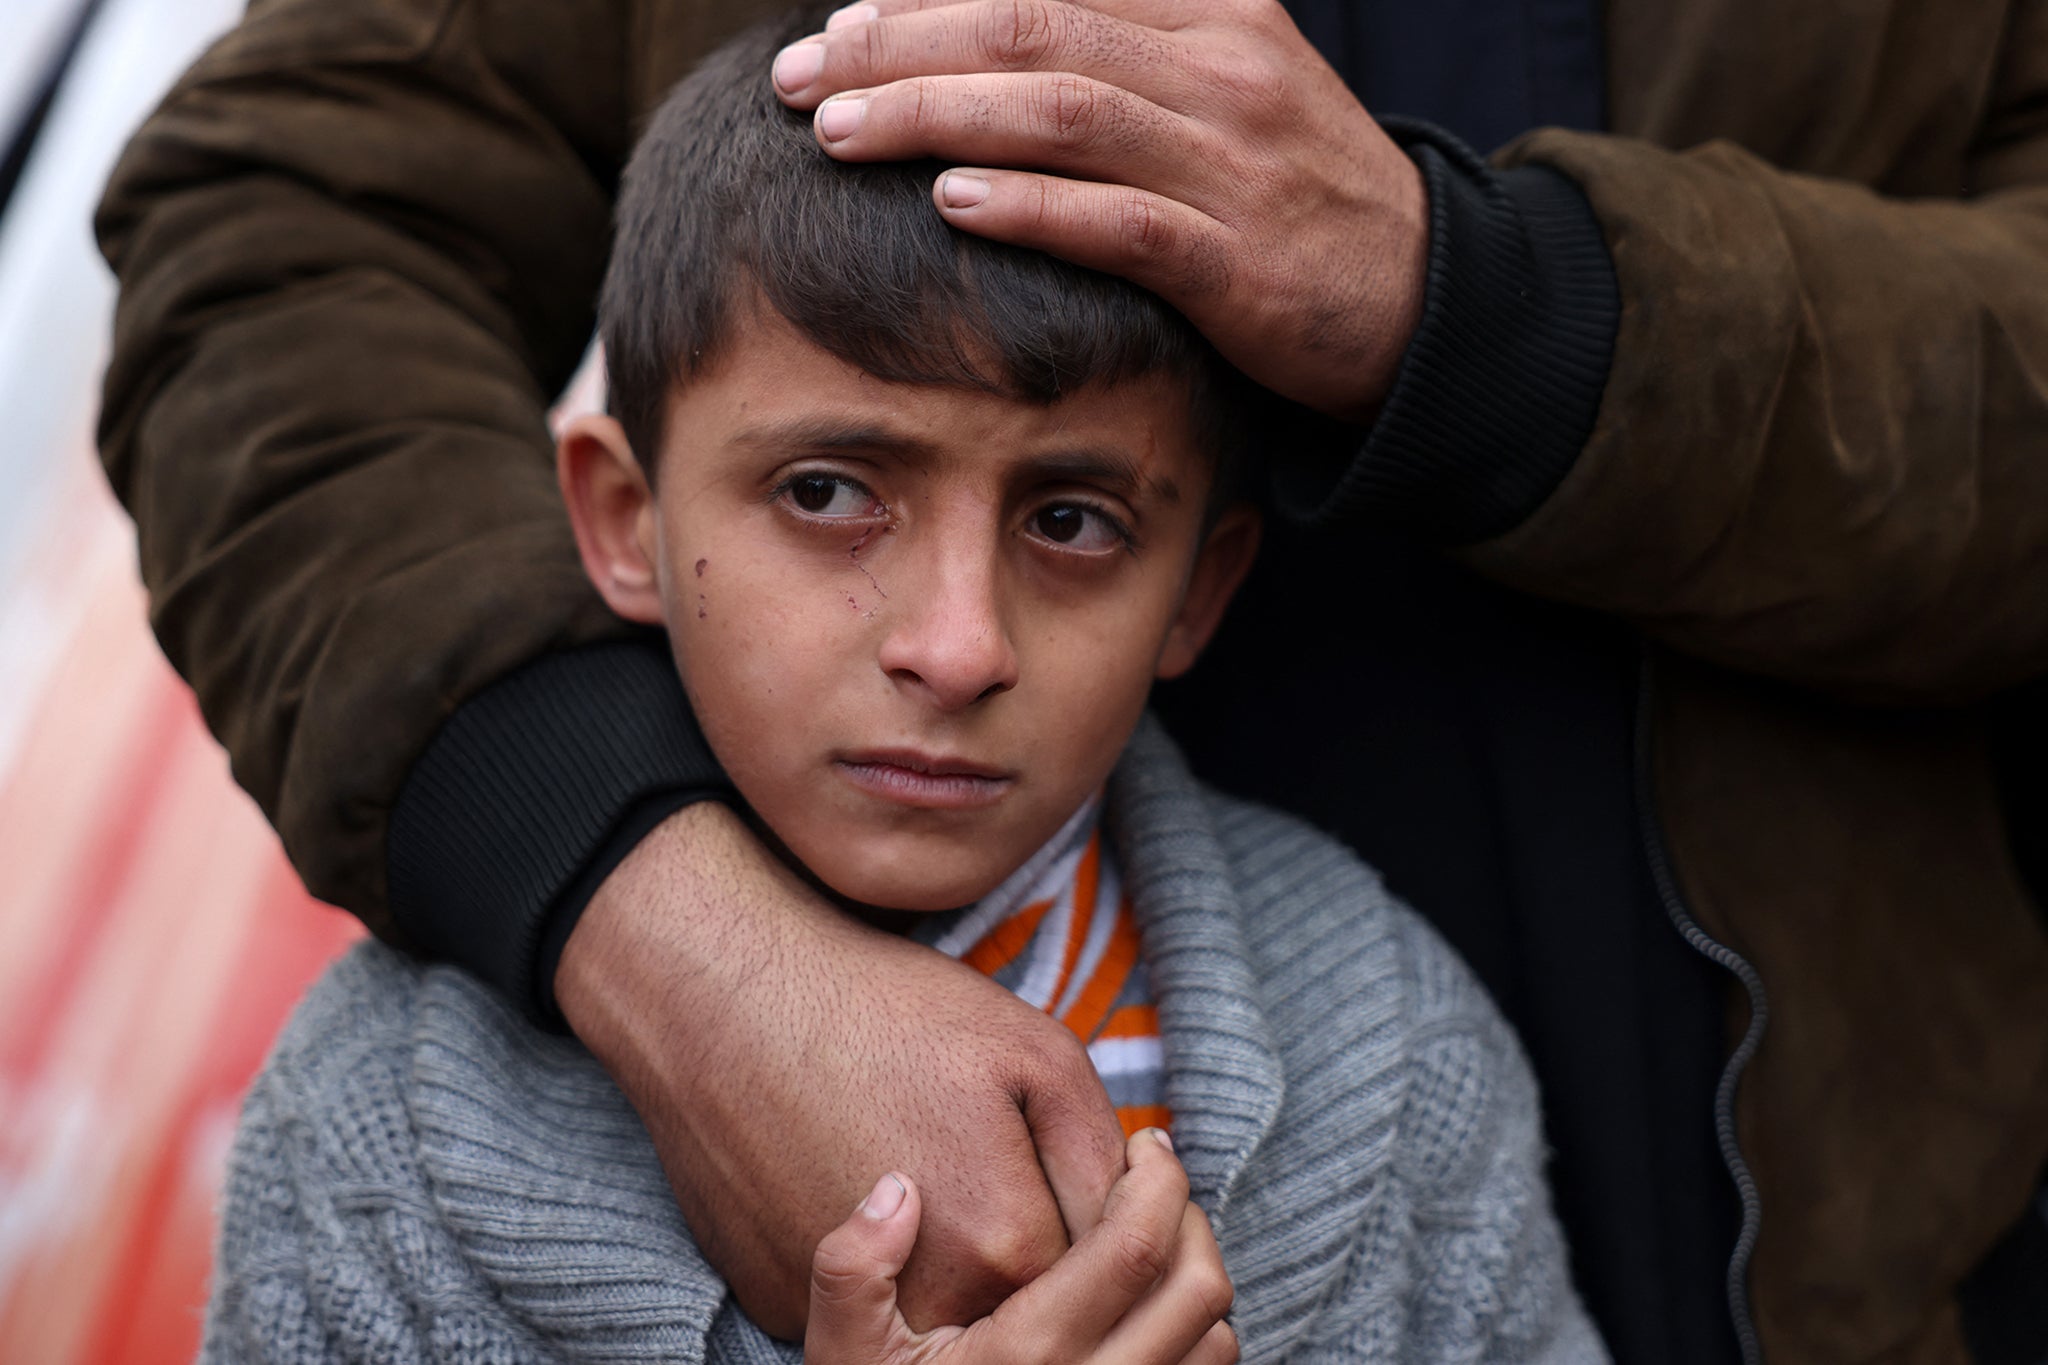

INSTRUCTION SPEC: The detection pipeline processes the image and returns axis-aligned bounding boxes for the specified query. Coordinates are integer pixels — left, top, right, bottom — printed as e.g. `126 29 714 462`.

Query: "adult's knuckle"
1150 223 1234 303
1011 175 1063 233
1229 0 1288 28
1005 1023 1106 1113
968 1210 1062 1288
1247 47 1290 89
1117 192 1175 261
984 0 1062 68
1028 1016 1094 1080
1045 72 1109 150
903 76 943 135
851 17 889 72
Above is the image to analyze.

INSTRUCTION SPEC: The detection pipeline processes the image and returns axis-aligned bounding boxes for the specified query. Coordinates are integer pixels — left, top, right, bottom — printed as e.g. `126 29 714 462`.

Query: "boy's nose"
875 549 1019 712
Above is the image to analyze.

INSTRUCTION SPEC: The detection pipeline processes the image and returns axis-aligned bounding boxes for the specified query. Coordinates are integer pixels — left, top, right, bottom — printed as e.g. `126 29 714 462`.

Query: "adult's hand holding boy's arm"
558 801 1128 1341
805 1131 1238 1365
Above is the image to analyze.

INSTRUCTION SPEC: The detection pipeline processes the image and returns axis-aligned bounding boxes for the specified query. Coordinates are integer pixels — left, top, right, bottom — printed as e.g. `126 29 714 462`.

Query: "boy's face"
560 307 1258 912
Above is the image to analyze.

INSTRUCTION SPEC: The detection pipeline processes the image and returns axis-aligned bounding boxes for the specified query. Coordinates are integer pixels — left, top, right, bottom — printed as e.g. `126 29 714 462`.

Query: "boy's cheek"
672 587 860 729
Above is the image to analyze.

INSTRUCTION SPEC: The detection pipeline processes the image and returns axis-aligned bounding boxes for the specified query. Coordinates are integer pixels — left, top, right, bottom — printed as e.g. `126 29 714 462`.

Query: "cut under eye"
779 472 882 519
1030 503 1132 554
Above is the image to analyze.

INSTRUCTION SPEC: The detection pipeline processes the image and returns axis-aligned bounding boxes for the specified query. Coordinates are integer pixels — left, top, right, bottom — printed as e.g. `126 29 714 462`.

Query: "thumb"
1020 1059 1125 1243
805 1173 921 1363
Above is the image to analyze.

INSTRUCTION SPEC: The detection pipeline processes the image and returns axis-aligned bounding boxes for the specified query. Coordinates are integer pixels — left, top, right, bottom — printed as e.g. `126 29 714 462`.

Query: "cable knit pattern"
202 718 1605 1364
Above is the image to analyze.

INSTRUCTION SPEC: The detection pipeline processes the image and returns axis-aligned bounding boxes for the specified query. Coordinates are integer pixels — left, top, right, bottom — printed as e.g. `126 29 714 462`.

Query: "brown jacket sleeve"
95 0 646 933
1469 0 2048 704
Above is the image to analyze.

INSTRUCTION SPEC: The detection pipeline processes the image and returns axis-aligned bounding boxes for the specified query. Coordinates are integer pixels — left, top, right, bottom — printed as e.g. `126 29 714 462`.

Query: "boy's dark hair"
600 6 1251 488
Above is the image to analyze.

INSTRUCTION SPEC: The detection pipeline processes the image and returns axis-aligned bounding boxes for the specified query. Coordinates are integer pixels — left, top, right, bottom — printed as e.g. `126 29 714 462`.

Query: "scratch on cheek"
848 527 890 600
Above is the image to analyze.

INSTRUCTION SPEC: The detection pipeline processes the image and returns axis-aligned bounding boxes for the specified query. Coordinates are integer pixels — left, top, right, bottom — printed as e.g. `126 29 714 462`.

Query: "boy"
200 10 1603 1362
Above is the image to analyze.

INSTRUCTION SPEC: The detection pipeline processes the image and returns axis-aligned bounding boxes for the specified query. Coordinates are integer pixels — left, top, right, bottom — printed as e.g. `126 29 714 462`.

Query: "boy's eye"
1030 503 1129 553
783 473 879 518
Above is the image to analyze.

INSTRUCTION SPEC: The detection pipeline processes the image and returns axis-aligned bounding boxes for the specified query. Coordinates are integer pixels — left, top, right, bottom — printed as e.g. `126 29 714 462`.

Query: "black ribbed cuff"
387 638 732 1028
1274 120 1619 543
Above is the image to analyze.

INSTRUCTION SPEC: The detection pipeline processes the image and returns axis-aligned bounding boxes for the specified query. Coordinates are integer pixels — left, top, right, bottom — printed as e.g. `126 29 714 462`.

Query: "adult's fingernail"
773 40 825 93
1143 1126 1174 1153
827 3 879 30
860 1173 907 1220
940 172 990 208
818 95 868 141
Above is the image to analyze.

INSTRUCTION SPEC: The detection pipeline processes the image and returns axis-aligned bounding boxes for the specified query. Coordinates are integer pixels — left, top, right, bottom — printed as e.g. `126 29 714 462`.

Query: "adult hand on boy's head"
770 0 1427 425
556 801 1127 1340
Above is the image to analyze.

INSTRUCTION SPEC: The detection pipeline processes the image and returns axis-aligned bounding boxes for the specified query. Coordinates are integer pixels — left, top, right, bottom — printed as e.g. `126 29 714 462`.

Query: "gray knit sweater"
202 720 1606 1363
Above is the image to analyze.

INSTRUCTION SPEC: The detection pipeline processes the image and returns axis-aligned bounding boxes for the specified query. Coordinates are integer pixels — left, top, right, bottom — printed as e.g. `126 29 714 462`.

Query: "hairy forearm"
557 802 848 1099
556 802 1124 1341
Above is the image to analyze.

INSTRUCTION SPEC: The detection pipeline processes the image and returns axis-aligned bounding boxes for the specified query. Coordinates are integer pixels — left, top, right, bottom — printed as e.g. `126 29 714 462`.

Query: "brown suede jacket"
94 0 2048 1362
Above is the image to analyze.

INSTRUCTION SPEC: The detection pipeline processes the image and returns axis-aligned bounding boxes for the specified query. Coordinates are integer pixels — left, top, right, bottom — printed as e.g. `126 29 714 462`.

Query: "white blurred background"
0 4 364 1360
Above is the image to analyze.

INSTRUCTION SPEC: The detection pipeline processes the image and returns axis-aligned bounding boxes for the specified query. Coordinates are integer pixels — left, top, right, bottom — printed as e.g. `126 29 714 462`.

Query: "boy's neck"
913 794 1104 956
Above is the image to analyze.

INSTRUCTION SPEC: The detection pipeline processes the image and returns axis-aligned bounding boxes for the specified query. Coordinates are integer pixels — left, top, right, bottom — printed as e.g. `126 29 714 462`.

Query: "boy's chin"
823 866 1004 918
741 808 1012 917
794 844 1011 920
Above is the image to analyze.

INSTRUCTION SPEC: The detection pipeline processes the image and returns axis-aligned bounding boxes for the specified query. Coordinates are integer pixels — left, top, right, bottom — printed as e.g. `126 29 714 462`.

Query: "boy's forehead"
658 307 1210 492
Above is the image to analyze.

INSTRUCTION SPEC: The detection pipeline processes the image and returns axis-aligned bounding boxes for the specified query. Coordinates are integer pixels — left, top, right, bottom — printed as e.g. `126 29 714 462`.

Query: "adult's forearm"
389 641 730 1016
556 801 1125 1341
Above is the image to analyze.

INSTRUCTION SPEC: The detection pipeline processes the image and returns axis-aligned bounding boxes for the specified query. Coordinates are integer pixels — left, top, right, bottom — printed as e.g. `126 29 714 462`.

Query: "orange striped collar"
915 793 1168 1136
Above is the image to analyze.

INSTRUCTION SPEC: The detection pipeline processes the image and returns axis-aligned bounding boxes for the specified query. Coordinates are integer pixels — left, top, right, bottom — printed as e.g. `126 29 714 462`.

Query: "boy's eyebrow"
728 417 931 456
728 417 1184 504
1016 450 1182 506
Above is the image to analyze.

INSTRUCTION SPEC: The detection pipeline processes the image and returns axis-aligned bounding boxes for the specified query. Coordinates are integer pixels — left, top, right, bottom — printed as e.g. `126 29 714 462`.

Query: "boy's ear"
557 413 665 627
1156 503 1262 680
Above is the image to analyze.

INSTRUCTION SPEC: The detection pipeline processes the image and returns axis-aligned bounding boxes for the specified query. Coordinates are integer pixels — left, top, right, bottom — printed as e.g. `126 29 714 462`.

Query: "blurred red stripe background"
0 463 361 1363
1 4 363 1358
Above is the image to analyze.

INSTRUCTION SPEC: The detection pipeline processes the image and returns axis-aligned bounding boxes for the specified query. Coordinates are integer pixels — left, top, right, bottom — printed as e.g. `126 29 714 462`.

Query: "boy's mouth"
834 749 1014 810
